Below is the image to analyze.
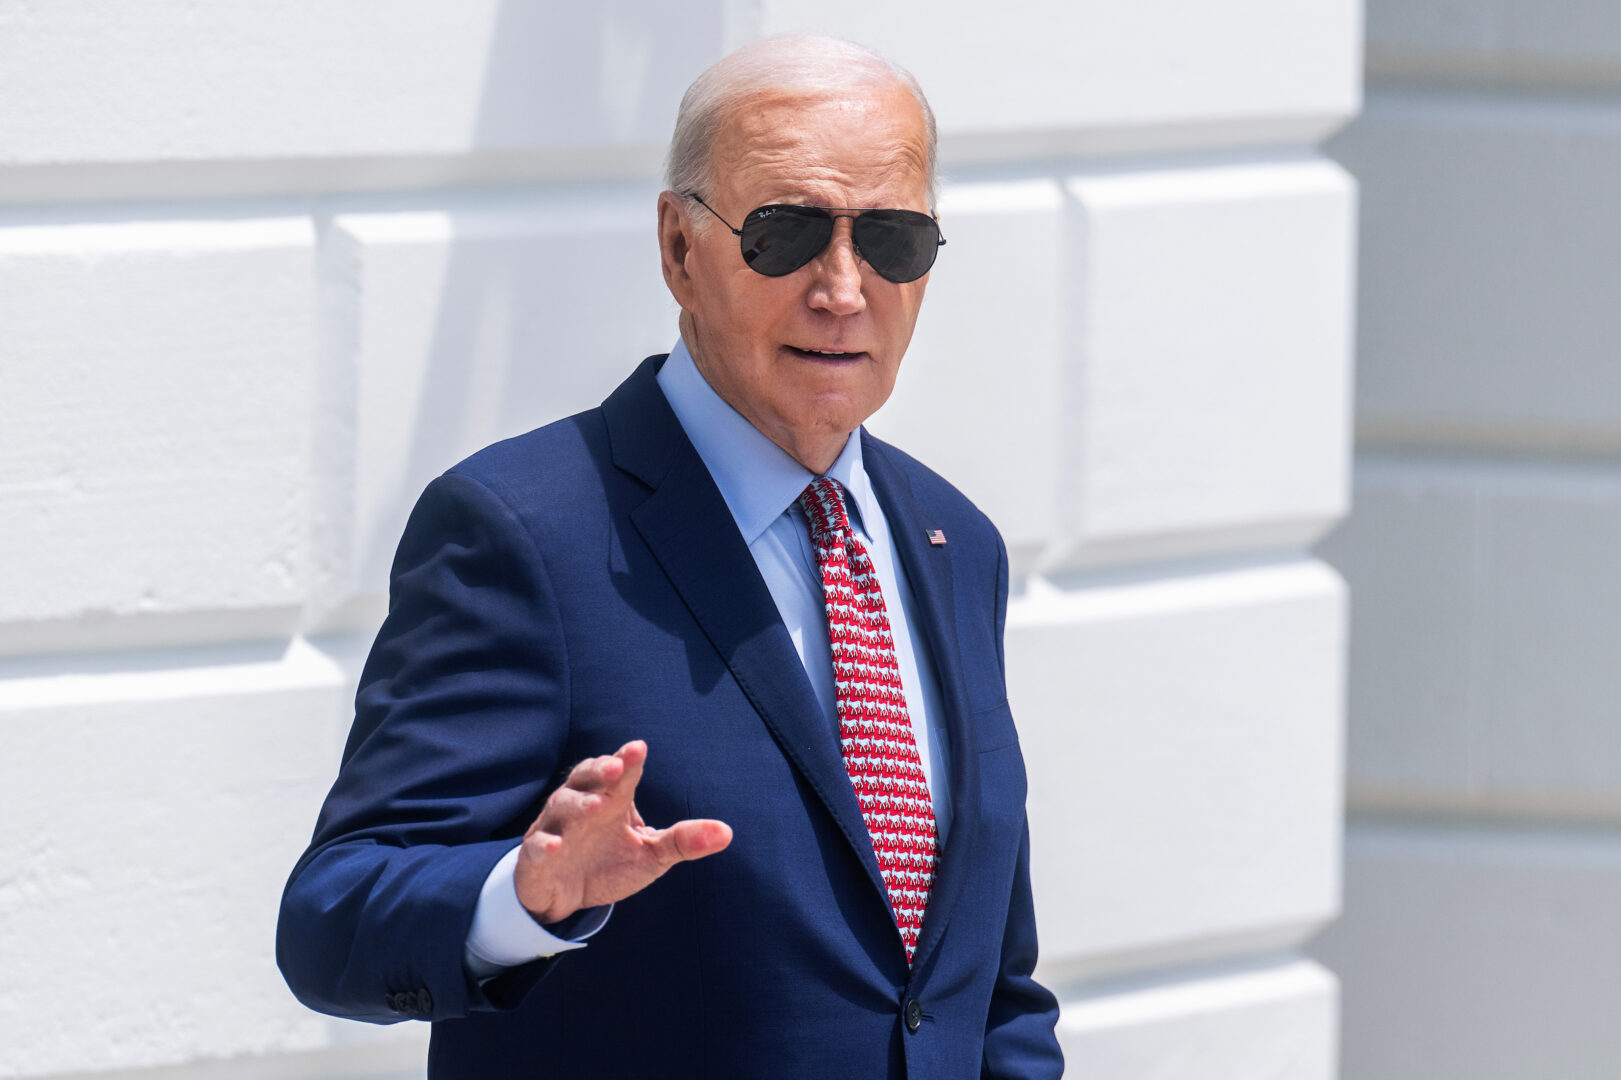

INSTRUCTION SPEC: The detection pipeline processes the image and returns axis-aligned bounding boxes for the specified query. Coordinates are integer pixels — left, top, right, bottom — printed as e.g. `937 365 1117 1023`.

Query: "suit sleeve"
276 471 572 1022
981 821 1064 1078
982 530 1065 1079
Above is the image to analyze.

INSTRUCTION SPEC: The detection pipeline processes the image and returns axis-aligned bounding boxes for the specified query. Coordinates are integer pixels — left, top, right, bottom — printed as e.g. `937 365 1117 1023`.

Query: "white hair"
663 34 939 212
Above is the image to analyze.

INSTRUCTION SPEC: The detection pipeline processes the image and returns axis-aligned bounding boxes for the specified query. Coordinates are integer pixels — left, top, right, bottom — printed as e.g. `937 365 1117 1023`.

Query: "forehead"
710 85 929 208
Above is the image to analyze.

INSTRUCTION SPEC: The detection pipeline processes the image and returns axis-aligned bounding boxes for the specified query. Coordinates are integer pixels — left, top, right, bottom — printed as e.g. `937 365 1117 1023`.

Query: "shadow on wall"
334 1 733 630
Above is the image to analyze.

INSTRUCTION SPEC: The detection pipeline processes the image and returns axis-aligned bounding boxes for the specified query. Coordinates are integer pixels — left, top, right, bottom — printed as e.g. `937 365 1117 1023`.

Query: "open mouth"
786 346 866 361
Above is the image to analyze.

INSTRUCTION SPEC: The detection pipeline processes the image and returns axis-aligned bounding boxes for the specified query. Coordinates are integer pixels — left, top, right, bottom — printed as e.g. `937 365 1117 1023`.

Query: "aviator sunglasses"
686 192 945 284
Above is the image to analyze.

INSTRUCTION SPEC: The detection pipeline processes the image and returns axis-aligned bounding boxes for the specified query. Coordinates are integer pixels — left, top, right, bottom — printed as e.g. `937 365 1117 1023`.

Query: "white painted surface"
1325 454 1621 817
0 643 367 1077
1366 0 1621 84
877 162 1360 575
1334 91 1621 443
0 2 724 165
314 192 675 623
759 0 1362 154
1059 161 1356 568
1017 562 1345 980
1317 1 1621 1074
1058 959 1338 1080
1314 822 1621 1080
0 0 1359 172
0 218 316 653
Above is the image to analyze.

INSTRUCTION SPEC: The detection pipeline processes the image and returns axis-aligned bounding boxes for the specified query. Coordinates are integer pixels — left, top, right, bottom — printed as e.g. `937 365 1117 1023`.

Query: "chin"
816 396 888 435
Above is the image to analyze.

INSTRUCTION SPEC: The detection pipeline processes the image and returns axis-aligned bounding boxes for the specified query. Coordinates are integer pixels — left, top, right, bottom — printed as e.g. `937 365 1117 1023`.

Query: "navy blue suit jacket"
277 356 1062 1078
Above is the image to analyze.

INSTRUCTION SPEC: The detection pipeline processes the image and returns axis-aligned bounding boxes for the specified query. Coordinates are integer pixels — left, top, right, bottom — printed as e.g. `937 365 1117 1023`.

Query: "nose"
806 218 867 317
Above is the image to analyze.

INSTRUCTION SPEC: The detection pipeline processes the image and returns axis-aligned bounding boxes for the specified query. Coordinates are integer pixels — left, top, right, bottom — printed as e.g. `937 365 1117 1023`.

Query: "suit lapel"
604 360 893 912
862 434 982 972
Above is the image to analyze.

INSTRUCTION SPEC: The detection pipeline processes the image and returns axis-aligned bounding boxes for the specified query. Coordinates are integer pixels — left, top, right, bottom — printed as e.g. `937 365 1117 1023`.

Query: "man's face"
659 83 933 471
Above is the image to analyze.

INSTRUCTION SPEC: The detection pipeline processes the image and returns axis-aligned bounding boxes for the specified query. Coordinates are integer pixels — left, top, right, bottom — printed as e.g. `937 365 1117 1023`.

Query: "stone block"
1321 453 1621 817
1056 160 1356 569
0 2 728 171
1335 91 1621 447
1 1 1362 176
1056 958 1337 1080
1366 0 1621 86
890 161 1357 574
315 191 675 621
757 0 1362 154
1012 560 1345 979
1310 819 1621 1080
0 641 422 1077
0 217 316 654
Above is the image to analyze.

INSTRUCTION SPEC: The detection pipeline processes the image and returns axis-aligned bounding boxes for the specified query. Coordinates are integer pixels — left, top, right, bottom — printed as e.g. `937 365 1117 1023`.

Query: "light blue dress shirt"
464 339 953 975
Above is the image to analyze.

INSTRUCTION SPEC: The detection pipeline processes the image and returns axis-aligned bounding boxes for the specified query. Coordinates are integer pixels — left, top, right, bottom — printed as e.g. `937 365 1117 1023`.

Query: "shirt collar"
656 338 878 544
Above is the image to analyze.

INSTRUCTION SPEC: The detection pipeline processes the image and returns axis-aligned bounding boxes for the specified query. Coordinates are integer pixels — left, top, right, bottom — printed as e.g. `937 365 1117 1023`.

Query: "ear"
657 191 697 307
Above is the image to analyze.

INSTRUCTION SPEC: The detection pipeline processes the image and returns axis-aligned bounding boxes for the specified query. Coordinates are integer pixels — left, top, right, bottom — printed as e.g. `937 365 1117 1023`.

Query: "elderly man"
278 34 1062 1079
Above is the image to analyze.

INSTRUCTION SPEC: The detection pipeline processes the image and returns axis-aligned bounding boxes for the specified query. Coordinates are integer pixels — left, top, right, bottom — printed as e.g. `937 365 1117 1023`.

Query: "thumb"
652 818 733 866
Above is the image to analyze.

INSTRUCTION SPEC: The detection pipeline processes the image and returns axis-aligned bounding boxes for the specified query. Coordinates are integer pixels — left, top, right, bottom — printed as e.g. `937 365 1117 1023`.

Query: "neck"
780 437 845 477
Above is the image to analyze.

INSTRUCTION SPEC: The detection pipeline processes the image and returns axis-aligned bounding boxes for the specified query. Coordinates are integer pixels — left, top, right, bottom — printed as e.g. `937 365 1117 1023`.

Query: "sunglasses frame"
684 192 945 284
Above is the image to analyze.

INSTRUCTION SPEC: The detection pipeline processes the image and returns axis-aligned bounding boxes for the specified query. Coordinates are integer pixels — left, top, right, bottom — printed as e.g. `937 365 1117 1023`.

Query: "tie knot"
798 476 851 540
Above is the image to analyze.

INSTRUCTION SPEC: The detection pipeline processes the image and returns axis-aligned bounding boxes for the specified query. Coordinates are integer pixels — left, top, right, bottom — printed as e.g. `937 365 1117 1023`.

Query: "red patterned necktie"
799 476 938 964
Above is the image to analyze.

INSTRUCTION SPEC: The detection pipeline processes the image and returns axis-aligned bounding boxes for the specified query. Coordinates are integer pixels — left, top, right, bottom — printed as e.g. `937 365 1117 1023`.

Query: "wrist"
520 895 573 925
513 843 573 924
534 905 597 938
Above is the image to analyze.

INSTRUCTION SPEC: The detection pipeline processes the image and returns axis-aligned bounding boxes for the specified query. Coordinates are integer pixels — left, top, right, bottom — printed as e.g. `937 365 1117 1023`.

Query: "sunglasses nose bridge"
826 212 862 260
804 215 868 312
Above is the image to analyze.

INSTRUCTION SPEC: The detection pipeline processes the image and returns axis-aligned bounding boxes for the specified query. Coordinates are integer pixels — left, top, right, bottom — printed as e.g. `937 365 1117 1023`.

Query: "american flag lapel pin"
926 528 947 546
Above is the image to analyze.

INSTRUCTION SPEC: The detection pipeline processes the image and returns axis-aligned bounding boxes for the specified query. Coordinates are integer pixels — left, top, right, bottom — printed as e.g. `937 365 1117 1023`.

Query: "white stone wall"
1309 2 1621 1077
0 3 1360 1077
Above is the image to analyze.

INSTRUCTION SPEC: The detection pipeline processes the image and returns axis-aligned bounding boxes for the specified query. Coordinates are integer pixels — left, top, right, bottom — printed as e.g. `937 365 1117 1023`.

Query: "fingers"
613 739 647 797
533 740 722 873
534 740 654 841
562 740 646 797
651 818 733 867
526 785 600 838
523 828 563 855
563 751 625 793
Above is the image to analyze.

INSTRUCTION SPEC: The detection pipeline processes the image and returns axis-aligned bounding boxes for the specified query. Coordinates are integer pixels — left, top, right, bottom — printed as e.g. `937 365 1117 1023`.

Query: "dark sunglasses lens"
851 210 940 283
740 206 834 276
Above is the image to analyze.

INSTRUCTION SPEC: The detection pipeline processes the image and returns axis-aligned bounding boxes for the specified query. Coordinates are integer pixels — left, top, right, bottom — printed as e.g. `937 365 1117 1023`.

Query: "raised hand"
513 740 733 924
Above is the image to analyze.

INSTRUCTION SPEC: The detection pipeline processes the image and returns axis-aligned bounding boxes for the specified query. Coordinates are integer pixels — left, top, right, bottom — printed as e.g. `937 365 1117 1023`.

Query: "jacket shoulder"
441 406 614 511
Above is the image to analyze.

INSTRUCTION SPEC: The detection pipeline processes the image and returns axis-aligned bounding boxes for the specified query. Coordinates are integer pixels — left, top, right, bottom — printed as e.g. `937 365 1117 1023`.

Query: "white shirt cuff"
464 844 611 981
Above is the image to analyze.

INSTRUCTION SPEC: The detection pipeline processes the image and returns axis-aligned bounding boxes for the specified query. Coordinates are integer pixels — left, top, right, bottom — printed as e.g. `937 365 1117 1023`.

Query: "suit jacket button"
904 998 923 1034
385 992 404 1012
415 988 434 1014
